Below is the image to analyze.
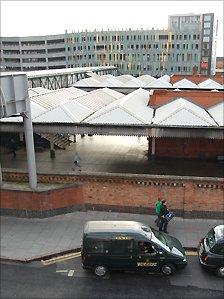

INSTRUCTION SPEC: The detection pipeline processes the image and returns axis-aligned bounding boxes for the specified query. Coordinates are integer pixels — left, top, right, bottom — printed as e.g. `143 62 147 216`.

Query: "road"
1 256 223 299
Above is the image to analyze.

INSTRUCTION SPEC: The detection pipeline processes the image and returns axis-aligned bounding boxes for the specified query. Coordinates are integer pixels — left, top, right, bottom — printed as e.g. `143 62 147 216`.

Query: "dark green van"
81 221 187 276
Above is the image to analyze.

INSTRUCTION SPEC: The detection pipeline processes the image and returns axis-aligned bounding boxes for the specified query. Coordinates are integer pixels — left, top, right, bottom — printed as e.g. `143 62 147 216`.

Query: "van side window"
138 242 156 255
86 239 109 254
111 240 134 255
211 244 224 255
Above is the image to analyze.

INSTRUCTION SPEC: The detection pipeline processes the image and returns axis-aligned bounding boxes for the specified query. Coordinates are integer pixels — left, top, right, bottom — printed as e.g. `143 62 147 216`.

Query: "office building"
0 13 217 76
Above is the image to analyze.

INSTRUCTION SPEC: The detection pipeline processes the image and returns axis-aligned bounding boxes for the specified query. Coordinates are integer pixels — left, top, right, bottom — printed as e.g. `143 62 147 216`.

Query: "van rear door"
109 239 136 270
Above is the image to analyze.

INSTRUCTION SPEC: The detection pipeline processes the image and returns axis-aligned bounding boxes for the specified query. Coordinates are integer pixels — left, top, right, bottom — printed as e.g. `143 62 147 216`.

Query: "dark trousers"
159 218 168 233
155 215 160 227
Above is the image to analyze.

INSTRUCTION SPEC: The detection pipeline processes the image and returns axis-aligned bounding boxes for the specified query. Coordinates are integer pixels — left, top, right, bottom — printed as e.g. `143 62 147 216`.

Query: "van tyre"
161 263 176 276
94 265 107 277
216 266 224 278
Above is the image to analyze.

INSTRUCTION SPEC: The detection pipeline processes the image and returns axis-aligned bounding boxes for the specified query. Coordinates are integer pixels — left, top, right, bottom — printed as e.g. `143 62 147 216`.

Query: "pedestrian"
159 200 169 233
73 152 81 171
8 138 17 158
154 198 162 227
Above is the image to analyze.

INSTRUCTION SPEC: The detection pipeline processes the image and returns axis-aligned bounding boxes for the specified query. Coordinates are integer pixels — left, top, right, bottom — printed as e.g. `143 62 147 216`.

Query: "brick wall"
154 138 224 158
1 171 223 219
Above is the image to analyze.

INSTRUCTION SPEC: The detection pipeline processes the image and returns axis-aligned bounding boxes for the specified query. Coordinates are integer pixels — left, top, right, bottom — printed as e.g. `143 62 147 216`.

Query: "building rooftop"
170 74 224 85
148 90 224 108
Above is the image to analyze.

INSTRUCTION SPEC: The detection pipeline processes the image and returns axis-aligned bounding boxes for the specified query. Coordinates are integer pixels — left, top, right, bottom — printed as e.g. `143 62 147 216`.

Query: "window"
204 29 210 35
210 244 224 255
204 22 211 28
159 35 168 40
138 242 156 255
204 15 211 21
195 44 199 49
184 35 187 40
203 36 210 42
177 44 180 50
86 239 110 254
111 240 134 255
205 229 216 249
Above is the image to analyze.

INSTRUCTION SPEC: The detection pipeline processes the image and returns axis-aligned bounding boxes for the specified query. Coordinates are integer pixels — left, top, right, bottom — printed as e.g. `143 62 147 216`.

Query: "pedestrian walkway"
1 136 223 177
1 211 222 261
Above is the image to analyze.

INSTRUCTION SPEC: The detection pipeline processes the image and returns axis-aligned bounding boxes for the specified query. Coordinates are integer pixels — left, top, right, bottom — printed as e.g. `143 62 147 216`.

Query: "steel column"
22 102 37 190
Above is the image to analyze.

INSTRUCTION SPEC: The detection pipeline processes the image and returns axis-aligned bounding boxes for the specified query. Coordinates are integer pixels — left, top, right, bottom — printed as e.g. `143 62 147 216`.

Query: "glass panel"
205 229 216 249
86 239 110 253
204 22 211 28
111 240 134 254
204 15 211 21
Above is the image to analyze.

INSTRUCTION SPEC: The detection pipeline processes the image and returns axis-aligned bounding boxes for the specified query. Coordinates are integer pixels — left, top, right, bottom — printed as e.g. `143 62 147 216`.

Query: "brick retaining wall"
1 171 224 219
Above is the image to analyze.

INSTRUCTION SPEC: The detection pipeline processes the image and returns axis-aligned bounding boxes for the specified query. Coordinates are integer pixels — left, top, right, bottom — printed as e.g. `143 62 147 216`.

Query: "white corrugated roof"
28 87 51 97
84 88 153 125
208 102 224 126
145 78 172 88
73 88 123 111
159 75 170 82
98 77 124 87
116 75 137 83
73 77 100 87
33 99 94 123
64 87 88 97
30 101 47 118
198 79 224 89
138 74 156 85
173 79 198 89
153 98 217 126
30 88 87 109
123 79 144 87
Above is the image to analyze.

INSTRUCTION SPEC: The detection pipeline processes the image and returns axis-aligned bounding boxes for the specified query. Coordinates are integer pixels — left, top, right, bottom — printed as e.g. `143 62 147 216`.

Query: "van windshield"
151 228 169 247
205 229 216 249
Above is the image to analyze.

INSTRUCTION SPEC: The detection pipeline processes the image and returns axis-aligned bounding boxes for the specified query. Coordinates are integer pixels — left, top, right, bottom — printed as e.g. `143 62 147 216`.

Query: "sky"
1 0 223 56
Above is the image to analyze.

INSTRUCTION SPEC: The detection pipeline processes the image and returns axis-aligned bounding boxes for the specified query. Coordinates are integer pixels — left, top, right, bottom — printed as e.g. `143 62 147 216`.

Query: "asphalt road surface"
1 256 223 299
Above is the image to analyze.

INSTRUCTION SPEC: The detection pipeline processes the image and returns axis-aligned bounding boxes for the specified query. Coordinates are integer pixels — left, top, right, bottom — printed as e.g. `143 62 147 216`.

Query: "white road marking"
56 270 68 273
68 270 75 277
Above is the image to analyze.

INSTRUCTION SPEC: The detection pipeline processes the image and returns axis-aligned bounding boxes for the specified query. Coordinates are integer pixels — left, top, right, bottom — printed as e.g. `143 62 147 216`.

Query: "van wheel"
161 264 176 276
216 266 224 277
94 266 107 277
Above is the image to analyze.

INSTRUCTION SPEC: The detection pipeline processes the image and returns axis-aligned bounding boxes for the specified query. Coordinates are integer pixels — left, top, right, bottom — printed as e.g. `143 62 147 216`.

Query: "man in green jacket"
154 198 162 227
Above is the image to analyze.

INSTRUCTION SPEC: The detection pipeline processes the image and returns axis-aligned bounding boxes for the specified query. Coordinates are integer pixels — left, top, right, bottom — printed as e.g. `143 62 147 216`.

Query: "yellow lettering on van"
137 262 157 267
115 236 131 240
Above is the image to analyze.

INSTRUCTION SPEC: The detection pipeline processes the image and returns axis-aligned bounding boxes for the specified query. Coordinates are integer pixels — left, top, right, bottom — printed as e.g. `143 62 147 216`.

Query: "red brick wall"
154 138 224 158
1 172 224 218
0 186 83 212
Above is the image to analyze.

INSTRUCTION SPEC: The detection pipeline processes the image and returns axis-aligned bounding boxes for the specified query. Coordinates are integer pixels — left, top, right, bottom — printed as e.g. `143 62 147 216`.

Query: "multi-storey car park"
0 13 217 76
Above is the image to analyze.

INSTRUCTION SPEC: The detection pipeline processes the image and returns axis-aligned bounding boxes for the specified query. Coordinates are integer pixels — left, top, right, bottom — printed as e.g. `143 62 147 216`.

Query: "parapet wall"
1 171 224 219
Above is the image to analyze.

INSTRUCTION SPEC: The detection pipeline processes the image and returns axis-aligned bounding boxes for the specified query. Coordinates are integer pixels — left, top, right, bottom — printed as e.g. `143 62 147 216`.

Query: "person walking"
8 138 17 158
73 152 81 171
154 198 162 227
159 200 169 233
